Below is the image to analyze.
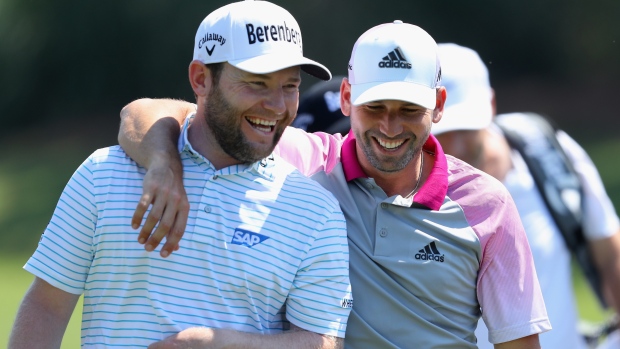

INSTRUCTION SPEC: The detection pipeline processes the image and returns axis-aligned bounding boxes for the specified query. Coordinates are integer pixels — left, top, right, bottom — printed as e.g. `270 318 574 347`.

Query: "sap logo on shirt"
231 228 270 248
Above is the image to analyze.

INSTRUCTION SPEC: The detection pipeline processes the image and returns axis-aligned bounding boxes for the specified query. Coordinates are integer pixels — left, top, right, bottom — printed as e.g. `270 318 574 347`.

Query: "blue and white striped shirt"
25 116 352 347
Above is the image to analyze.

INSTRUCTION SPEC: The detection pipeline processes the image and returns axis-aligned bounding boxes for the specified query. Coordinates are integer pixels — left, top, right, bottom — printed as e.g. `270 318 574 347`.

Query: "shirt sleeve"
285 199 352 338
23 156 97 295
475 182 551 343
273 127 345 176
556 130 620 240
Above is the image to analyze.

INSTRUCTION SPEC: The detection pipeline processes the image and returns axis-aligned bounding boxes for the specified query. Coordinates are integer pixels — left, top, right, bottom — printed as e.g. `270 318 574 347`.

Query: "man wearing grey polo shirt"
118 21 551 348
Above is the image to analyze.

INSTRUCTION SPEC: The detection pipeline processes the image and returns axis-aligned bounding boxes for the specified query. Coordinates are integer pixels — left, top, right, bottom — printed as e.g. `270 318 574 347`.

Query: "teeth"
254 125 271 132
246 116 276 126
377 138 404 149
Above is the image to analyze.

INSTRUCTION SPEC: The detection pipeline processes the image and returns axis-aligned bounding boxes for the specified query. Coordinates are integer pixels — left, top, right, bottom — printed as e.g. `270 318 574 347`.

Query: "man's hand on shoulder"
118 98 196 257
134 153 189 258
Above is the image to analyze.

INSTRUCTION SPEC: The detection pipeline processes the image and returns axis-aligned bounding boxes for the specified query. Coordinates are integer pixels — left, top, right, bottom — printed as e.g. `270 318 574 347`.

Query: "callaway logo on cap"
193 0 331 80
348 20 441 108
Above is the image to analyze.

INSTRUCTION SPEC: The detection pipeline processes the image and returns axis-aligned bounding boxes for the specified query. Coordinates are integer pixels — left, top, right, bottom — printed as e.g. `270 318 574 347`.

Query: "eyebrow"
245 72 302 84
366 101 421 107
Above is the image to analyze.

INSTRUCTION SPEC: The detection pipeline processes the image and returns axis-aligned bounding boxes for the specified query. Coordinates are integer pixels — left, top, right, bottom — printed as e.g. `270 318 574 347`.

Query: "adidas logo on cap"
347 21 440 108
378 47 412 69
415 241 445 262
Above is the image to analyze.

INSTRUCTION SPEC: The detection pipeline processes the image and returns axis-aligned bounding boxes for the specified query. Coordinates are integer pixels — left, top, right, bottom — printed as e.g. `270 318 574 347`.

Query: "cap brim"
229 53 331 81
431 98 493 135
350 81 436 109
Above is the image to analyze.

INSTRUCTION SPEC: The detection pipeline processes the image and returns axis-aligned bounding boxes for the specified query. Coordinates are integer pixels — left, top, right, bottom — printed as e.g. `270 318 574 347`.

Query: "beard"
203 83 289 164
355 128 428 173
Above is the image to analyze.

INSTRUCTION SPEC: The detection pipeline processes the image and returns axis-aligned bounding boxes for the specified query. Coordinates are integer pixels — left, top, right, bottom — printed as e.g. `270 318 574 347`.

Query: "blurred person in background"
290 76 350 135
433 42 620 349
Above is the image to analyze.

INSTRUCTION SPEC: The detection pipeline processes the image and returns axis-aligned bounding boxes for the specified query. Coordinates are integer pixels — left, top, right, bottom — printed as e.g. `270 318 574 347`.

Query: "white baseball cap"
431 43 493 135
347 20 441 109
193 0 331 80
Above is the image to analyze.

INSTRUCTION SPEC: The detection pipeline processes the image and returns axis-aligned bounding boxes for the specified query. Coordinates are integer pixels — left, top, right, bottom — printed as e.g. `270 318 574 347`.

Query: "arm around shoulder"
9 277 81 349
118 98 195 168
118 98 195 257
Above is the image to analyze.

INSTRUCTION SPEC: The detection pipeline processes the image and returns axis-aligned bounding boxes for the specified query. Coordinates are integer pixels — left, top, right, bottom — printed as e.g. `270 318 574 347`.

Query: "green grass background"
0 124 618 348
1 254 83 348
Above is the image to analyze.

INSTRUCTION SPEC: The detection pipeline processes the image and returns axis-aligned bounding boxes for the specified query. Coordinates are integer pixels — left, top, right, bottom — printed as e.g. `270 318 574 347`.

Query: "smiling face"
351 99 433 173
340 79 445 177
193 62 301 166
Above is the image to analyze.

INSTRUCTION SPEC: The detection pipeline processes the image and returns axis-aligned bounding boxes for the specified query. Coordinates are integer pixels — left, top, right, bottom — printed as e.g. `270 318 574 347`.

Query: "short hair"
206 62 224 85
195 63 224 100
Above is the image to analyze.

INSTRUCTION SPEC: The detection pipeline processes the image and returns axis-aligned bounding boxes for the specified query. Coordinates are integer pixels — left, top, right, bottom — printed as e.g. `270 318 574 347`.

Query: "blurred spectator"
433 42 620 349
291 76 350 135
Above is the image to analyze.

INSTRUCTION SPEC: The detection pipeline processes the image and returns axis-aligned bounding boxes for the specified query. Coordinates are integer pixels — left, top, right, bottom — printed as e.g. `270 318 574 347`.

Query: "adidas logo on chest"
415 241 445 262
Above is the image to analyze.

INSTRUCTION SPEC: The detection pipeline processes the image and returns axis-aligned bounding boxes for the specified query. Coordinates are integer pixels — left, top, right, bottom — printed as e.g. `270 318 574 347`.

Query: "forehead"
224 63 301 80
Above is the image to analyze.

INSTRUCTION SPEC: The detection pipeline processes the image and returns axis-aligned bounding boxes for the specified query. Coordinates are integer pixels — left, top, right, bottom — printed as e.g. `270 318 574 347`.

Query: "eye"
283 83 299 92
365 104 384 112
402 107 424 115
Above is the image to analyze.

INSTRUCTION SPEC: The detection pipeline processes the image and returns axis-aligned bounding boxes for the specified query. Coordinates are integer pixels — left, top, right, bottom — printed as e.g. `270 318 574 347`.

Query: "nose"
262 87 287 116
378 112 403 138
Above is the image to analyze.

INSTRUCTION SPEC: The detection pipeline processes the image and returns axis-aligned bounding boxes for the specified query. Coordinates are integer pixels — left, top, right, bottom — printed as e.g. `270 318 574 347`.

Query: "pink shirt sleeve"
272 127 346 176
447 157 550 343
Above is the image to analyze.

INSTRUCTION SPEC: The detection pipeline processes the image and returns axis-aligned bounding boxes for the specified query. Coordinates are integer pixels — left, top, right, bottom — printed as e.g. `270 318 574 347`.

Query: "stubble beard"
204 84 287 164
356 128 428 173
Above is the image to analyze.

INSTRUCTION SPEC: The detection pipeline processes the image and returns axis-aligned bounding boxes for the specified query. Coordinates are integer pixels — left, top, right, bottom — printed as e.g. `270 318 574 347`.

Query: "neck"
188 109 240 170
361 151 428 198
478 128 513 182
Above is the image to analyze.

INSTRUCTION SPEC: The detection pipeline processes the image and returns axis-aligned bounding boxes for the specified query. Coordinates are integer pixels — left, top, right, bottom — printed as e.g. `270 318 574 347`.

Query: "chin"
252 142 276 158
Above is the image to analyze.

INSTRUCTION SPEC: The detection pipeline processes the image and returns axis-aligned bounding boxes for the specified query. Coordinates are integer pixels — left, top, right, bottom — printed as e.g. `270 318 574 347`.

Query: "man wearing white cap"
117 21 551 348
8 1 353 348
433 43 620 349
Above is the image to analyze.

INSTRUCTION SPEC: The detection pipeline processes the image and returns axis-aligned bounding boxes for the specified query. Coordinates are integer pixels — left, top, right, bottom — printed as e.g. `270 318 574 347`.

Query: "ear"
188 60 212 97
432 86 447 124
340 77 352 117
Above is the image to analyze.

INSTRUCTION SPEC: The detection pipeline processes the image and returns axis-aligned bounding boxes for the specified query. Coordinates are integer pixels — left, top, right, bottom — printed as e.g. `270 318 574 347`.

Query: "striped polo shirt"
25 116 352 347
274 127 551 348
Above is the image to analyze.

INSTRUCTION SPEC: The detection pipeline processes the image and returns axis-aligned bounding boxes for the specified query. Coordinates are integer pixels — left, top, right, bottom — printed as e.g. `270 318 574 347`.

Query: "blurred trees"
0 0 618 136
0 0 618 254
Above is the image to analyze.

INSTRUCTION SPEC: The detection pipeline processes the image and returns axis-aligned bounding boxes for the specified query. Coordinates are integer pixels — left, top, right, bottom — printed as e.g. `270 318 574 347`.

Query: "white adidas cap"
431 43 493 135
193 0 331 80
347 20 441 109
